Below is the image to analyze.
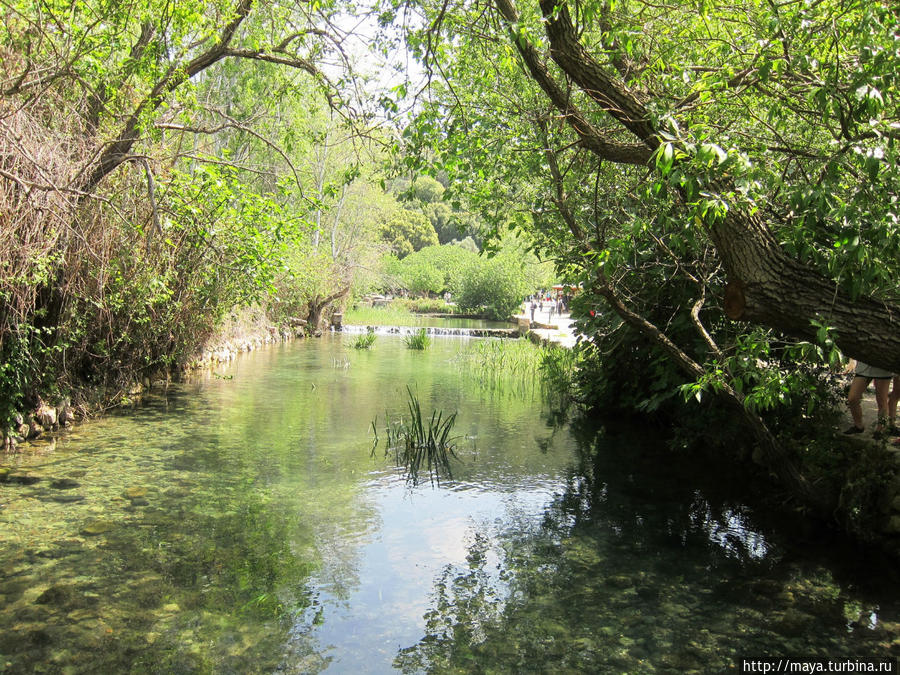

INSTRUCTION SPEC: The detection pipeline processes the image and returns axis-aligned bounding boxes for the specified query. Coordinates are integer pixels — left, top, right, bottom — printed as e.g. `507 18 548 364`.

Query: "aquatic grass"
404 328 431 350
453 339 581 409
453 339 542 397
371 386 460 485
345 304 417 326
539 345 578 391
539 345 581 416
349 332 377 349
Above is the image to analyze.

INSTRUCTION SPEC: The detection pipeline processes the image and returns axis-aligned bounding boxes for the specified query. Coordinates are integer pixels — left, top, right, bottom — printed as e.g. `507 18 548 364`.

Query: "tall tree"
397 0 899 369
388 0 899 504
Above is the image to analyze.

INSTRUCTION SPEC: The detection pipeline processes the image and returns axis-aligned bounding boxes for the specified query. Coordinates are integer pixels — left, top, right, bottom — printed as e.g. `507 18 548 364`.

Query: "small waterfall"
335 324 520 339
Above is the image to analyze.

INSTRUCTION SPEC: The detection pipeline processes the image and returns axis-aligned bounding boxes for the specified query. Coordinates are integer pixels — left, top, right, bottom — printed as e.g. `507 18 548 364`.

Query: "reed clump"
453 339 580 408
371 386 460 485
404 328 431 350
350 332 377 349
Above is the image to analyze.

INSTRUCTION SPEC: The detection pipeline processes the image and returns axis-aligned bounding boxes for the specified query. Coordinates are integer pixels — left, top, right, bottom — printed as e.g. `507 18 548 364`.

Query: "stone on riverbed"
47 494 86 504
80 519 114 536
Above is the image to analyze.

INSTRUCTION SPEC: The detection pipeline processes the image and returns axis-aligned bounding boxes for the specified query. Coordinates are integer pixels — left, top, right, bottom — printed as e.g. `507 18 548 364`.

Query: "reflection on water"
0 335 898 673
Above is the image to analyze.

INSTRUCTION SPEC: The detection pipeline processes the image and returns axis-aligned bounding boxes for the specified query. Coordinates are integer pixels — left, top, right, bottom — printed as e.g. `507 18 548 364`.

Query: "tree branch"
493 0 652 165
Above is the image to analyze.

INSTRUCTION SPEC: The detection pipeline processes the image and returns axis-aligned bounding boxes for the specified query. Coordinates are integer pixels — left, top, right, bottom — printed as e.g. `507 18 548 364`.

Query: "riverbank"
1 309 307 453
513 304 900 553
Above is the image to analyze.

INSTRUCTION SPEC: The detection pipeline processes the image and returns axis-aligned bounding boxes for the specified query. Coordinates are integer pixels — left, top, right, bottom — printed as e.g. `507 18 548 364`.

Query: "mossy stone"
80 519 114 536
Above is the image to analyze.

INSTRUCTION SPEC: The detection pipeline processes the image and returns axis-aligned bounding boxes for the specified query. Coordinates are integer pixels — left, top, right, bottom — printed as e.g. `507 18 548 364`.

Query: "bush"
387 244 477 296
455 242 548 320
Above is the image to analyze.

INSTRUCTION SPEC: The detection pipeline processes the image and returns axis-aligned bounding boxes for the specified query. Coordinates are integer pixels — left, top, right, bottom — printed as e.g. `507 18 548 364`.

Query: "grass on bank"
345 304 418 326
344 298 458 327
453 339 580 409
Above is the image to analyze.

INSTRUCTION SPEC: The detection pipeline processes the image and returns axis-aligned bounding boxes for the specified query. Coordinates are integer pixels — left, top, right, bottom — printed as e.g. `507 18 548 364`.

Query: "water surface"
0 335 898 673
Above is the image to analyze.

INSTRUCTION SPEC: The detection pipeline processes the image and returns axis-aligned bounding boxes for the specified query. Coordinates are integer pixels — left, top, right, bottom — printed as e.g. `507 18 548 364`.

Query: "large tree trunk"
306 286 350 334
528 0 900 372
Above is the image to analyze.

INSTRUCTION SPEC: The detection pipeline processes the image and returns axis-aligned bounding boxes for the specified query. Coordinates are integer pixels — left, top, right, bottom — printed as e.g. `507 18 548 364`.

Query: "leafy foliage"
390 0 895 463
379 209 440 259
454 239 551 320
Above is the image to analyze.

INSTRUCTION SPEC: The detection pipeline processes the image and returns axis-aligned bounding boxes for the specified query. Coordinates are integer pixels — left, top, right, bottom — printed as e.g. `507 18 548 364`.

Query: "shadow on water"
2 336 899 674
394 422 900 674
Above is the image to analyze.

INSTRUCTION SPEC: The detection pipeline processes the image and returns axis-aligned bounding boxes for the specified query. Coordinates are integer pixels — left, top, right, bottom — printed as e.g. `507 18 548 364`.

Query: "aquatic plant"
372 387 460 485
345 304 417 326
539 345 581 418
404 328 432 350
453 339 542 398
350 332 377 349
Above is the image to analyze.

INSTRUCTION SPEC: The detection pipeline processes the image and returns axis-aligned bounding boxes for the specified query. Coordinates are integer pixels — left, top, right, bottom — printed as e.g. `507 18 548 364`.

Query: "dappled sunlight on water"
1 334 898 673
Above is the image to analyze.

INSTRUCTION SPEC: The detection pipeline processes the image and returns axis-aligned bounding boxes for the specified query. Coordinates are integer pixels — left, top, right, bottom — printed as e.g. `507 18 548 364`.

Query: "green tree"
456 238 550 320
379 209 440 259
389 0 900 506
388 243 478 295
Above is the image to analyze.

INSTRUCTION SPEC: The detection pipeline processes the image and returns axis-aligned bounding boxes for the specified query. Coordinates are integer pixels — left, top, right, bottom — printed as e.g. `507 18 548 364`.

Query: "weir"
336 324 520 338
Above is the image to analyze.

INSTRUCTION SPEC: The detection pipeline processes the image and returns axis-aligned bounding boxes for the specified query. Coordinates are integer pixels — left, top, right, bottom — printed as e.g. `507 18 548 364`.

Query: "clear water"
1 335 898 674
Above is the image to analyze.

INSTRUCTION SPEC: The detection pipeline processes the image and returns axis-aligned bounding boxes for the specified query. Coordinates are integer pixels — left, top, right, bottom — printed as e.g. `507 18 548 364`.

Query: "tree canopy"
396 0 899 367
381 0 899 501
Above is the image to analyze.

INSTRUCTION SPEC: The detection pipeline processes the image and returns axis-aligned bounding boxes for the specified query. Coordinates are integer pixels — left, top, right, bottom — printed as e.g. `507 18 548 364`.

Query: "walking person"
888 375 900 444
845 360 895 437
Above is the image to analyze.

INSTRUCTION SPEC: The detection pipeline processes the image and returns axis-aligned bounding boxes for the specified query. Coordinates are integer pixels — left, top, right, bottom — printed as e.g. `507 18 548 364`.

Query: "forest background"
1 0 899 539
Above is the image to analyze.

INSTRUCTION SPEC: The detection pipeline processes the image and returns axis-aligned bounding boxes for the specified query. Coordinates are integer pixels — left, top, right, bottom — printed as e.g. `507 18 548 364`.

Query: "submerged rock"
605 574 635 589
123 486 148 499
47 494 86 504
80 519 114 536
774 608 815 637
9 473 42 485
35 585 76 606
50 478 80 490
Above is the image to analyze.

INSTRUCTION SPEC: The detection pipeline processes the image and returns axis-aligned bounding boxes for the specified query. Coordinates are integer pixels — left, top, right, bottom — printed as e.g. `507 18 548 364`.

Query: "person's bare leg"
874 378 891 434
847 376 869 431
889 376 900 432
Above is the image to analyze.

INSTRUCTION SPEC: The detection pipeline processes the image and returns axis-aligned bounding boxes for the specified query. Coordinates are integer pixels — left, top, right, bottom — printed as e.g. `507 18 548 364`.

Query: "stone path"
513 305 578 349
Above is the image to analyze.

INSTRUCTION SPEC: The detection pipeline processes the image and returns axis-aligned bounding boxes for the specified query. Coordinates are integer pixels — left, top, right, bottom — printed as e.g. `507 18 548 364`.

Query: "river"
0 333 898 673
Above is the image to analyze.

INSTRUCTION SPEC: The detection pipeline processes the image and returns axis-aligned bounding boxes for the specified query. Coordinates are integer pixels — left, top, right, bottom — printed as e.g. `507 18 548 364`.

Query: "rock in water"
80 519 114 536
